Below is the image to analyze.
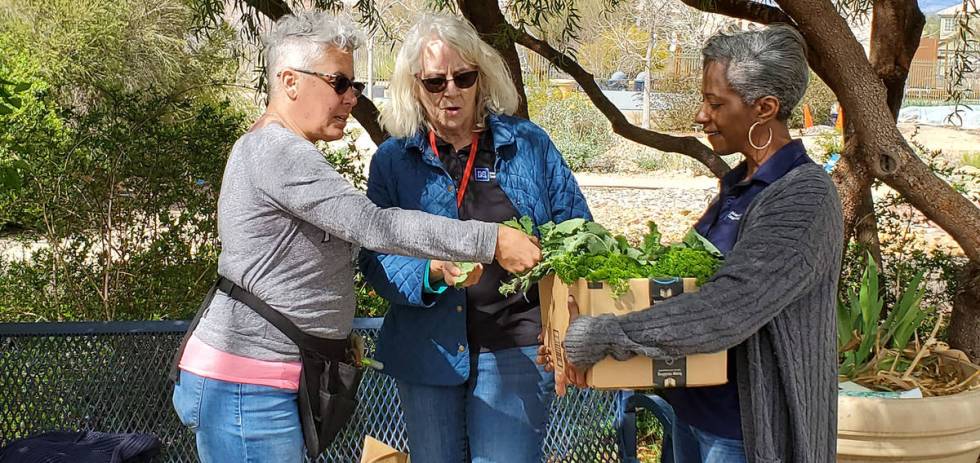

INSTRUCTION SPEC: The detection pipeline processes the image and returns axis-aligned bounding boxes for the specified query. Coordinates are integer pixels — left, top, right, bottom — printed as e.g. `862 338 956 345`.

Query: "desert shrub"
649 77 702 133
527 79 616 172
961 151 980 169
0 92 245 321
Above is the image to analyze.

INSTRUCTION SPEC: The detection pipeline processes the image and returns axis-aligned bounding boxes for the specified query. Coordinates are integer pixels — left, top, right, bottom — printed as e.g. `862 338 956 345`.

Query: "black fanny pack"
170 277 364 459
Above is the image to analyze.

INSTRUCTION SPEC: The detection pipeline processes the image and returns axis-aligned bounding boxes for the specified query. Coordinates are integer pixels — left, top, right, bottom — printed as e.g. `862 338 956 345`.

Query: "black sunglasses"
292 69 365 97
417 69 479 93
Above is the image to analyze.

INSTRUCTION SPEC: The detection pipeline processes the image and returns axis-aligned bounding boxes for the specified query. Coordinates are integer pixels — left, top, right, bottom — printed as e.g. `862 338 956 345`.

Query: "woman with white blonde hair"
359 12 591 462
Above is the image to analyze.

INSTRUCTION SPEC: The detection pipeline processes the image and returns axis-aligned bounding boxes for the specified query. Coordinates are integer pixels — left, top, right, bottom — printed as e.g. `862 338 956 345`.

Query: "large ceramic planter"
838 359 980 462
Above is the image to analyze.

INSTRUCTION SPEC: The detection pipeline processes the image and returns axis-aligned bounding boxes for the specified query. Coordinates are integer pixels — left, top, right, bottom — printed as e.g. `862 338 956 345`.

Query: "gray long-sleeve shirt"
192 123 497 362
565 163 843 463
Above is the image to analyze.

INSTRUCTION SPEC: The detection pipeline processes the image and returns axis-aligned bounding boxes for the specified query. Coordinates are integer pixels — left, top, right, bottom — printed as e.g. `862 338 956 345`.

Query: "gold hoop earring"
748 121 773 150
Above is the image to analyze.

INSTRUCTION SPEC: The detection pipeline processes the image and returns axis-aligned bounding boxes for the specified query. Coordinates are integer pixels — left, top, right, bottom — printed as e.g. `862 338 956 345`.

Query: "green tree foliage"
0 88 246 321
0 0 250 321
0 0 243 105
0 0 388 322
0 58 69 228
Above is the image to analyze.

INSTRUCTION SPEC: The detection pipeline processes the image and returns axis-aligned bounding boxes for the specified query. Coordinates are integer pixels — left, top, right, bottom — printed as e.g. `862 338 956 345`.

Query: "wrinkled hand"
429 261 484 288
536 295 588 396
494 225 541 274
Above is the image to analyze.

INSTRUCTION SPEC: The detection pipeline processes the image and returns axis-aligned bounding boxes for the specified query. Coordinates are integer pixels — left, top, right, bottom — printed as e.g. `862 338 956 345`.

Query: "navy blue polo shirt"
433 129 542 353
663 139 813 439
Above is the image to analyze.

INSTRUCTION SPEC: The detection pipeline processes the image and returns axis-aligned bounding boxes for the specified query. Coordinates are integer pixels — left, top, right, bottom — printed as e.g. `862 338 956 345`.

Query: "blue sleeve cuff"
422 261 449 294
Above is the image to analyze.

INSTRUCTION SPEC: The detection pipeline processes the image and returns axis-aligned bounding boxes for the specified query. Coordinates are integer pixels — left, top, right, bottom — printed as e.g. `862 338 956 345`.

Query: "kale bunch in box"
499 217 722 297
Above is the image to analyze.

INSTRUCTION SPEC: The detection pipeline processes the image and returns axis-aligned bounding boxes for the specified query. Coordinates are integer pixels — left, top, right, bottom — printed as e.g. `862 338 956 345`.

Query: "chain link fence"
0 319 631 462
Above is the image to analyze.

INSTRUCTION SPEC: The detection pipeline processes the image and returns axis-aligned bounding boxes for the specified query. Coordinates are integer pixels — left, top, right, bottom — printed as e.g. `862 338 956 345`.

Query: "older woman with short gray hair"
559 24 843 463
171 10 541 462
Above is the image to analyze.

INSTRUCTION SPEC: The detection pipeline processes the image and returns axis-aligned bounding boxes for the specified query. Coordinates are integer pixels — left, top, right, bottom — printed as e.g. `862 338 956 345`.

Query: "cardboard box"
361 436 409 463
540 274 728 389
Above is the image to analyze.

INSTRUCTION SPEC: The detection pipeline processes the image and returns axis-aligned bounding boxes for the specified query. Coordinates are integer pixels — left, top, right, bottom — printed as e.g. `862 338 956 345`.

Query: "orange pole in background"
836 106 845 131
803 104 814 128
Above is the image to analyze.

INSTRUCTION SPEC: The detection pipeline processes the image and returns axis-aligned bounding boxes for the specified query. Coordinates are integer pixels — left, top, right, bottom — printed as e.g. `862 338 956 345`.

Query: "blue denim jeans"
172 370 304 463
671 417 747 463
396 345 554 463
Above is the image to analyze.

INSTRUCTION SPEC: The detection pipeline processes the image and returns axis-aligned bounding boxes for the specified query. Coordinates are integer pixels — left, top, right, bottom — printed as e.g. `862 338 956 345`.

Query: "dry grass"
849 314 980 397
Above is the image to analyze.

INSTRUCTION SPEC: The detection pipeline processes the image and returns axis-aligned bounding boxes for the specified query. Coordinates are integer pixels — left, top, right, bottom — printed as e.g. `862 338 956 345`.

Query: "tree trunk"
458 0 529 118
869 0 925 118
833 141 876 246
775 0 980 262
352 95 389 145
835 0 923 262
949 261 980 362
854 187 882 266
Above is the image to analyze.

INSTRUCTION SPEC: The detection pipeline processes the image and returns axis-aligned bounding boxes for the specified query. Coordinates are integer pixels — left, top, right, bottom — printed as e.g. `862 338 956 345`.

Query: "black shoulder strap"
169 279 219 383
216 277 349 357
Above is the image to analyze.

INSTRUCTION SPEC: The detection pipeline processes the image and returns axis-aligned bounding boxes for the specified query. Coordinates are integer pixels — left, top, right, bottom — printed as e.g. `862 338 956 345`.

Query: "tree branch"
834 0 922 252
677 0 830 106
458 0 529 118
509 26 730 178
677 0 794 25
834 0 922 246
869 0 925 117
353 95 390 145
242 0 291 21
832 141 875 242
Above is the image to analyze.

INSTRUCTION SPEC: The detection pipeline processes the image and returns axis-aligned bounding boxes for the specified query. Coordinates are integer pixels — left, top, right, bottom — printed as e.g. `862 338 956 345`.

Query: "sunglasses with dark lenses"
293 69 365 97
417 70 479 93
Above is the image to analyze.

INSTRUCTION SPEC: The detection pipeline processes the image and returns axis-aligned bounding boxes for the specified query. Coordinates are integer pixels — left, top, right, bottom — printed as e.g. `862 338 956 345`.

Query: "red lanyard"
429 130 480 209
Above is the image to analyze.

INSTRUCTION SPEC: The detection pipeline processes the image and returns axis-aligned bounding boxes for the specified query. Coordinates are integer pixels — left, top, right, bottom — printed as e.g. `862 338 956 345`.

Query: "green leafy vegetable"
503 216 535 235
648 247 722 285
499 216 722 297
641 221 663 258
681 228 723 258
452 262 477 288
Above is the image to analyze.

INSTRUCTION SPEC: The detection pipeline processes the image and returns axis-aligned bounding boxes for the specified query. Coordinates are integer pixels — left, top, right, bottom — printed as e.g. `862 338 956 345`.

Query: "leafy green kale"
503 216 535 235
552 254 653 296
498 216 723 297
452 262 477 288
641 221 664 258
647 247 722 285
680 228 723 258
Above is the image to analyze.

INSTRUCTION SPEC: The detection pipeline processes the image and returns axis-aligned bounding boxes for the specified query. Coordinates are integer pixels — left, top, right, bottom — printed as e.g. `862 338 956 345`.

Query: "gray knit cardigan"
565 163 844 463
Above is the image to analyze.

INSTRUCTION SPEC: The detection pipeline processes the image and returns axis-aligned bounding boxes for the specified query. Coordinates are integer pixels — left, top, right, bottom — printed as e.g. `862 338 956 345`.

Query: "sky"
918 0 963 14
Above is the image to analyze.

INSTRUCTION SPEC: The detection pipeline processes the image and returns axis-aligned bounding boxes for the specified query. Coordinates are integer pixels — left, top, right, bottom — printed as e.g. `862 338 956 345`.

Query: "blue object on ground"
824 152 841 173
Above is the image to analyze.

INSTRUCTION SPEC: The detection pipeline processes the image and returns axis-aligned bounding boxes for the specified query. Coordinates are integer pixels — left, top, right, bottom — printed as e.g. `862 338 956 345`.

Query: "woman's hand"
536 295 588 396
429 260 484 288
495 225 541 273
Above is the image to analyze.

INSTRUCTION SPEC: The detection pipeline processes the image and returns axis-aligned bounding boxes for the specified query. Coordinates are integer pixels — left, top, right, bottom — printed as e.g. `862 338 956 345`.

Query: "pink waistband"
179 334 302 391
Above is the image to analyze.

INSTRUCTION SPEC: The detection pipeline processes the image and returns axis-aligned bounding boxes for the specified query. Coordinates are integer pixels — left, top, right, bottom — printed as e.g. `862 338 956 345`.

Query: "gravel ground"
580 186 716 244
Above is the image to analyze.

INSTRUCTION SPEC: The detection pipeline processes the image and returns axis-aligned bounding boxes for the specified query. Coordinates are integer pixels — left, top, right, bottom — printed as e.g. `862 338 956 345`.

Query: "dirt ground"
899 124 980 159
